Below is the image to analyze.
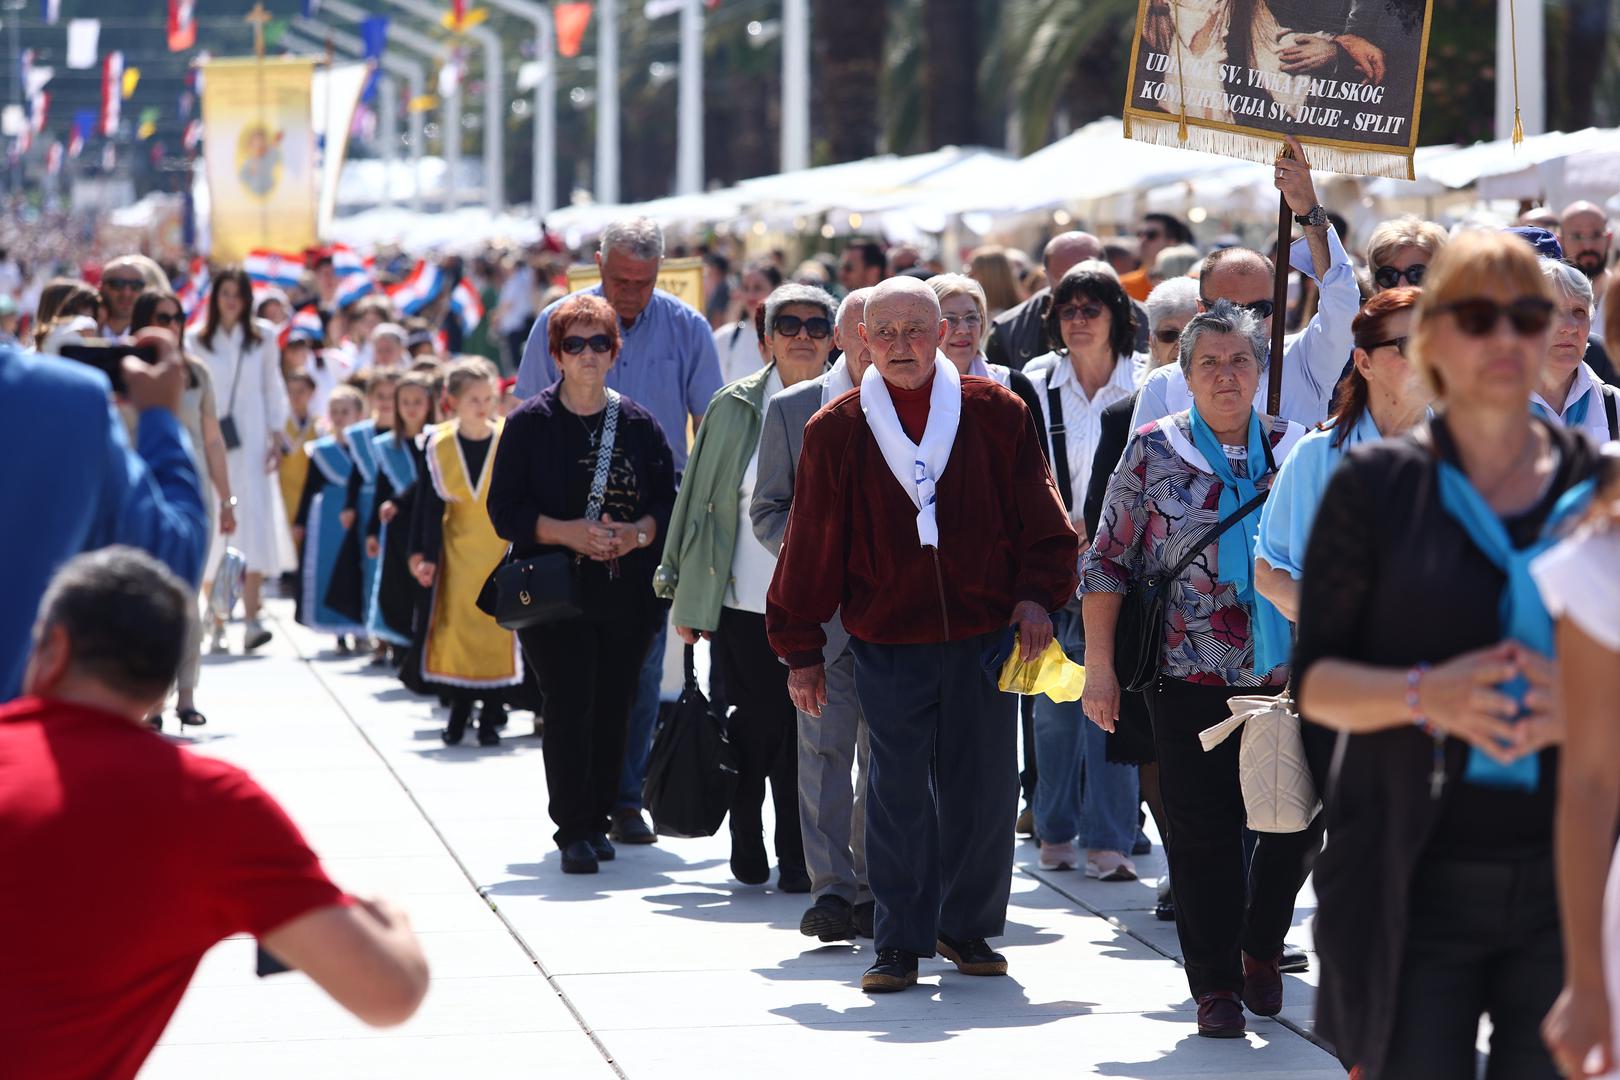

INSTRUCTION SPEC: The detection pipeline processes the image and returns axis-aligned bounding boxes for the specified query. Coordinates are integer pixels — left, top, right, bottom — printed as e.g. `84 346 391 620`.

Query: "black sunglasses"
1373 264 1426 289
561 333 614 355
103 277 144 291
1438 298 1554 338
1153 326 1183 344
1199 295 1275 321
772 314 832 340
1360 336 1408 355
1055 303 1106 323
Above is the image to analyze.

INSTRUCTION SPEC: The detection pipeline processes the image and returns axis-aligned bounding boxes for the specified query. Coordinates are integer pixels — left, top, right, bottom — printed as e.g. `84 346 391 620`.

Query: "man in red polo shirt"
0 547 429 1080
766 276 1079 993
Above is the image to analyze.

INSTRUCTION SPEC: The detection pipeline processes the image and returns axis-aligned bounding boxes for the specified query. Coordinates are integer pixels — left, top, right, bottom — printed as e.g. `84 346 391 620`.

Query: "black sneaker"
559 839 598 874
777 864 812 894
588 834 615 862
936 933 1008 976
799 895 855 942
852 900 875 939
609 810 658 845
860 949 918 993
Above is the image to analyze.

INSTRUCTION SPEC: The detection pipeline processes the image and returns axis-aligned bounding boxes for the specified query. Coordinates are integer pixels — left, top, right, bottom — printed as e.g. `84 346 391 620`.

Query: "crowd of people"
3 149 1620 1080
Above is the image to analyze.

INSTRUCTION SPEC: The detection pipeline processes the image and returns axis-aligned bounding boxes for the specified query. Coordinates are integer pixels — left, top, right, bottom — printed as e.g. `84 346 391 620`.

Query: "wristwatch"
1294 204 1329 229
636 529 649 548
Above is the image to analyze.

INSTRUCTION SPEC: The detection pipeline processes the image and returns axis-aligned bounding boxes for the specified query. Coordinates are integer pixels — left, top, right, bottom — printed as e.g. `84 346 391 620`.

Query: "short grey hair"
1542 258 1594 308
1145 277 1200 336
599 217 665 262
836 286 873 328
763 282 836 333
1178 299 1268 377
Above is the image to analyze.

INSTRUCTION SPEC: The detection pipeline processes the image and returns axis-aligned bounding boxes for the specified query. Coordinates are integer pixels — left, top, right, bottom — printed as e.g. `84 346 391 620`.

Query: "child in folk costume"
279 371 319 533
327 371 400 661
293 386 367 653
406 360 523 746
366 372 436 653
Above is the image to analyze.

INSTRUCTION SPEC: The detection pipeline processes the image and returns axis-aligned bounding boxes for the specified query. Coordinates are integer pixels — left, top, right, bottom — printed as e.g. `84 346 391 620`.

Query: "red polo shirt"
0 697 349 1080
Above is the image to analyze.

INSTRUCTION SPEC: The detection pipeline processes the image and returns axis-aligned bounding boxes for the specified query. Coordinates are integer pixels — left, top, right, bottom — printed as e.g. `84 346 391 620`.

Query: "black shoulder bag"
482 390 620 630
1112 437 1276 693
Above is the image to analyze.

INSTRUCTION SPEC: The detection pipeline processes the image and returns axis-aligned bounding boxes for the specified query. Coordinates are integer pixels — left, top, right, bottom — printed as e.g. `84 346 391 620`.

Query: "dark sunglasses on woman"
772 314 832 339
1437 297 1554 337
1373 264 1426 289
561 334 614 355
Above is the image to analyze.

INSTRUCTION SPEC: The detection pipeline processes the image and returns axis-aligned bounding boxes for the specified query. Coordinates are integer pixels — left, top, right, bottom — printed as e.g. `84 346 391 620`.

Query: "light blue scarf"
1434 459 1596 790
1187 406 1292 677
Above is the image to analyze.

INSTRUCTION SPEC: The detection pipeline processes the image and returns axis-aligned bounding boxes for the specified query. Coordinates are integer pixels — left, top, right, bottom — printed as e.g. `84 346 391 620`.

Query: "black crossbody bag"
480 390 621 630
1113 436 1275 693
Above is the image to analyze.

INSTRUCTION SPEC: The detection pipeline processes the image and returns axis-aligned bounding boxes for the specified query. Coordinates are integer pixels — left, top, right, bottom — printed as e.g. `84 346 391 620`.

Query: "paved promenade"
143 600 1342 1079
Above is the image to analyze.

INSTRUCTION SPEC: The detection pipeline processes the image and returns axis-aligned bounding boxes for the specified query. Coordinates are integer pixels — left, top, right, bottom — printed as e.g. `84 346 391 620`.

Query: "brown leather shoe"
1241 950 1284 1016
1196 991 1246 1038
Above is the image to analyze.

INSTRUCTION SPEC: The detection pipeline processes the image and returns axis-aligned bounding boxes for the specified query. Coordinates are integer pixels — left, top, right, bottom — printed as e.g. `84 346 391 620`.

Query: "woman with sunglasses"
1021 264 1150 881
488 294 675 873
655 283 838 890
131 289 236 731
1295 231 1611 1079
1365 215 1448 296
1532 259 1618 446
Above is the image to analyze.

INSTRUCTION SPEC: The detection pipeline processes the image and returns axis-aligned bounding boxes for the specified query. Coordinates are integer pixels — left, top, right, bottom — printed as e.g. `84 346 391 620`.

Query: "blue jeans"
616 621 668 811
1031 609 1139 852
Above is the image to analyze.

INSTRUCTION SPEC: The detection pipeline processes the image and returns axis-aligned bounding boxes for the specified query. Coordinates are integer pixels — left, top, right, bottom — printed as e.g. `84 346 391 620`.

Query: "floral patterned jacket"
1081 410 1302 687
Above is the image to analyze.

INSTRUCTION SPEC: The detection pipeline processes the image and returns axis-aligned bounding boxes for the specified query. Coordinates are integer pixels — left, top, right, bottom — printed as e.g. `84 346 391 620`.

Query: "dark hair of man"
1143 213 1195 247
1042 268 1137 358
34 547 190 700
131 289 182 333
849 240 885 272
199 266 262 351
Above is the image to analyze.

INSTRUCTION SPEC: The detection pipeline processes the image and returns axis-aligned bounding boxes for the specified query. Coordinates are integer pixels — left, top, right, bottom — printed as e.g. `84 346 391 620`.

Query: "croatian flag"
386 259 444 316
99 52 123 137
280 305 325 348
176 256 209 318
449 279 484 335
244 249 305 290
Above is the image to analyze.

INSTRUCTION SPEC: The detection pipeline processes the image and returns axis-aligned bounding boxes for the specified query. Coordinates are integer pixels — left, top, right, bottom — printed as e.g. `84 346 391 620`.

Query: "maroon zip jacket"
765 375 1079 670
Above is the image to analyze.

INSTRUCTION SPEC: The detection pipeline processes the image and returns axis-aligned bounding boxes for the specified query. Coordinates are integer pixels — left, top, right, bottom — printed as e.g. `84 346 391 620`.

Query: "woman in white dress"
186 265 293 652
1535 510 1620 1079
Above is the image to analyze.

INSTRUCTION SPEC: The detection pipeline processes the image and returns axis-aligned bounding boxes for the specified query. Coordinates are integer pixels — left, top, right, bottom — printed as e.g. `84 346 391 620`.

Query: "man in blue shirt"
0 329 209 698
515 218 723 843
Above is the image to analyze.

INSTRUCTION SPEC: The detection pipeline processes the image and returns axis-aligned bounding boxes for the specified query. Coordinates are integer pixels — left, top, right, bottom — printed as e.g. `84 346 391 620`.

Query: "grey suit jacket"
750 372 850 662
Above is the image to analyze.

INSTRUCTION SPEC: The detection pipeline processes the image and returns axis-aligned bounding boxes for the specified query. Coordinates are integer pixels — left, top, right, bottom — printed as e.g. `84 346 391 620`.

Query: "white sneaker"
1085 850 1138 881
1038 841 1078 871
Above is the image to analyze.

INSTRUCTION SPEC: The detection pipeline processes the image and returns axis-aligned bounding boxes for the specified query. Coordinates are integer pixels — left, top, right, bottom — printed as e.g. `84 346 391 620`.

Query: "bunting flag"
99 52 123 136
386 259 445 315
45 140 62 176
66 19 99 70
168 0 196 52
42 0 60 25
449 279 484 335
176 256 209 317
555 3 592 59
244 249 306 290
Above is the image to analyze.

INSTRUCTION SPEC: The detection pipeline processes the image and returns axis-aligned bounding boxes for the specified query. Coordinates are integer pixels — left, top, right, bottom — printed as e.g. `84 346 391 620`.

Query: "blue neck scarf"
1188 406 1293 676
1434 458 1597 790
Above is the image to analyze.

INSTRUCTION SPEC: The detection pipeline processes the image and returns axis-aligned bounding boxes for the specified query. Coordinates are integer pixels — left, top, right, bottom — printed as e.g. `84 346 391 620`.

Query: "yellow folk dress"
419 419 523 689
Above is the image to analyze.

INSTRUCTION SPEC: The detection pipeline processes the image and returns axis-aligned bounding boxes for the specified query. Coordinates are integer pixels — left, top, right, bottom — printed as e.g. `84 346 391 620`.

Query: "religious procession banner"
1122 0 1434 178
201 57 318 263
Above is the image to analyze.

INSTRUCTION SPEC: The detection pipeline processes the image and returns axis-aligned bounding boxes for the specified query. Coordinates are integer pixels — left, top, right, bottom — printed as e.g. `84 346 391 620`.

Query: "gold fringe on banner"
1123 112 1417 180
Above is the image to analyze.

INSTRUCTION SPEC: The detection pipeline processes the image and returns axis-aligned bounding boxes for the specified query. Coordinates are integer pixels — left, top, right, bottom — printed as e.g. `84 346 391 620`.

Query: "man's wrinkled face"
860 291 946 391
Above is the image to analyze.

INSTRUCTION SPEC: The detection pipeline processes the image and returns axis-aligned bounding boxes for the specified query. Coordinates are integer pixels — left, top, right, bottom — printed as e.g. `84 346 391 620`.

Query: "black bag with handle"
642 643 739 839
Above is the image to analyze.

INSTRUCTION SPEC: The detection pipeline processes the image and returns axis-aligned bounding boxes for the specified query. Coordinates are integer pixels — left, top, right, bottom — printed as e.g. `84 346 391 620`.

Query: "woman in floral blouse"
1078 301 1314 1040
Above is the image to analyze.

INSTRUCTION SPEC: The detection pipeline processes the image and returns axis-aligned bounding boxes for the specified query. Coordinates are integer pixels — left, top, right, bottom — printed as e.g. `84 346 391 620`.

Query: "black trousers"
519 610 655 847
714 607 804 872
1147 676 1317 998
1380 856 1563 1080
853 631 1017 956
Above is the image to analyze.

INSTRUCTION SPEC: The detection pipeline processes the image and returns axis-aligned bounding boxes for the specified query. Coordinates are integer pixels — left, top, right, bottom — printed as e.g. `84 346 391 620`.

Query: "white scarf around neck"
821 355 855 406
859 352 961 548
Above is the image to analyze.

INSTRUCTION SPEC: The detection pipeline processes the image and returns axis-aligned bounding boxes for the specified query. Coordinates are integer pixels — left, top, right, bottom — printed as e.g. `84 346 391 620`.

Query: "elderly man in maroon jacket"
766 276 1079 993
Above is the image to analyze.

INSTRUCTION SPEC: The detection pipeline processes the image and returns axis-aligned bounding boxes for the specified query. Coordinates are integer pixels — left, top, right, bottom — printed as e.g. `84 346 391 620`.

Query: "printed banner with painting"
201 57 318 263
1122 0 1433 178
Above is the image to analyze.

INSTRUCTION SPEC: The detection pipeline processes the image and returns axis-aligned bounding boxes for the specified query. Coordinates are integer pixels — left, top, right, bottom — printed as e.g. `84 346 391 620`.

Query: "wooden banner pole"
1267 190 1288 417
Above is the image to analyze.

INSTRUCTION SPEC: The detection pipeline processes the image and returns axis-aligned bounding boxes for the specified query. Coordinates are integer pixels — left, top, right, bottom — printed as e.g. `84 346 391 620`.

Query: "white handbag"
1198 694 1320 834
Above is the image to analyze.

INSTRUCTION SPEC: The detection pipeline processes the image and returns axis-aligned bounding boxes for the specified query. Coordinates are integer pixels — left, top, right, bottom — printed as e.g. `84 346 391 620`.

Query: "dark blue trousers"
851 631 1018 956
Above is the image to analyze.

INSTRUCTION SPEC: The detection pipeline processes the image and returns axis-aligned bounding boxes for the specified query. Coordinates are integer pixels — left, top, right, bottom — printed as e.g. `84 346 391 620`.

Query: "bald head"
860 277 945 390
1043 232 1104 283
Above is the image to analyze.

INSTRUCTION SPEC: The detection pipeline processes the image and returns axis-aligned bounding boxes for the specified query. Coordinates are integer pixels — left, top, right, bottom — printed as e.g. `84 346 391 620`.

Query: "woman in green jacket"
655 283 836 890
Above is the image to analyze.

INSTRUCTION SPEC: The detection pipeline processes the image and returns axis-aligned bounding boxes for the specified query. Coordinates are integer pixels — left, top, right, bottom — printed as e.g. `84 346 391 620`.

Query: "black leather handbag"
1113 488 1271 692
480 389 621 631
